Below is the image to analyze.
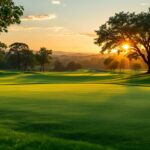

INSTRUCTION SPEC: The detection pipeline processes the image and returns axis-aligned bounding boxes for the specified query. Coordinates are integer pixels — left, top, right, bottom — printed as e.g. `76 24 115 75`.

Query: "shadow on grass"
0 110 115 150
0 73 119 85
0 71 149 87
0 88 150 150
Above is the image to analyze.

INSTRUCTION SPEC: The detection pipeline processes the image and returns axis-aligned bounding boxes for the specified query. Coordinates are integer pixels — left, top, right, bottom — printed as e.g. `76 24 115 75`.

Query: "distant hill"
51 51 146 70
53 51 97 56
52 51 107 69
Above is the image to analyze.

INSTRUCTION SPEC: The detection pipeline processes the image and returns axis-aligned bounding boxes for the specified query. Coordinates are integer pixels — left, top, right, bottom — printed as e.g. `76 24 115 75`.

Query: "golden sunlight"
112 49 118 53
122 44 129 50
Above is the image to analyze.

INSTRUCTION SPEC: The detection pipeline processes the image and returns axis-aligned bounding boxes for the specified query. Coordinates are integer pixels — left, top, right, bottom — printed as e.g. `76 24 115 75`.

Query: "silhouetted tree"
0 42 7 68
20 49 36 71
104 57 114 66
53 60 65 71
0 0 23 33
0 42 7 60
104 57 119 71
95 8 150 73
0 42 7 50
36 47 52 72
8 42 29 70
66 61 82 71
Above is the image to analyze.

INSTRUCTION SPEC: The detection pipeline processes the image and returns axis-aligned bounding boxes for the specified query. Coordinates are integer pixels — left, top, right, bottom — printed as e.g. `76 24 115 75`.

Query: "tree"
104 57 119 71
36 47 52 72
0 0 24 33
8 42 29 70
20 49 36 71
0 42 7 62
95 8 150 73
0 42 7 50
0 42 7 68
104 57 114 66
66 61 82 71
110 60 119 71
53 60 65 72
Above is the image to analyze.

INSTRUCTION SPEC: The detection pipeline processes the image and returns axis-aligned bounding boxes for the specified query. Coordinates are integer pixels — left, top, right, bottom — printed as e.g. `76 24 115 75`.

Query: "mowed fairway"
0 71 150 150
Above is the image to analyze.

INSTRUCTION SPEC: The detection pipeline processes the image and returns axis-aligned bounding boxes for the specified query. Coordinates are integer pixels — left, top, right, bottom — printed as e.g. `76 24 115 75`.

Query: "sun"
122 44 129 50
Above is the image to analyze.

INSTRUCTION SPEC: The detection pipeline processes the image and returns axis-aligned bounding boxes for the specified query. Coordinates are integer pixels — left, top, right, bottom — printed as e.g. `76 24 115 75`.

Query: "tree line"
0 42 52 71
103 56 142 72
0 42 83 72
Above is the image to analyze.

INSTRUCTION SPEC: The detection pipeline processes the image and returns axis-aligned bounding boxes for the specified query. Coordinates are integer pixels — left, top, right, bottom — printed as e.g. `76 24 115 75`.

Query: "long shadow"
0 85 150 150
0 73 117 85
0 72 150 87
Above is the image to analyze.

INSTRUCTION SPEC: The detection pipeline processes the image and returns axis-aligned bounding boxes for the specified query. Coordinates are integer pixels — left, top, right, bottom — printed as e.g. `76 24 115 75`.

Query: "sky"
1 0 149 53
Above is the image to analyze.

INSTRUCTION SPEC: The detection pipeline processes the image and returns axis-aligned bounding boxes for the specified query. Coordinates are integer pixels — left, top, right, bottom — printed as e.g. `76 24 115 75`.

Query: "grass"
0 70 150 150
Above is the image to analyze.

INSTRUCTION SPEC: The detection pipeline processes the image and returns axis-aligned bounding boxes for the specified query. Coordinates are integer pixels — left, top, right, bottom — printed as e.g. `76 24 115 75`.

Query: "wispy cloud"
51 0 67 7
48 32 96 38
62 32 96 38
21 14 57 21
140 2 147 6
9 24 96 38
51 0 61 5
9 25 64 32
79 32 97 38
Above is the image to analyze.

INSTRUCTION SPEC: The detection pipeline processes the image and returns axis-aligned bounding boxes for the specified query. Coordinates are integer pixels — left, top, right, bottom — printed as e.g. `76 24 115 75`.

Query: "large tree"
0 0 23 33
95 8 150 73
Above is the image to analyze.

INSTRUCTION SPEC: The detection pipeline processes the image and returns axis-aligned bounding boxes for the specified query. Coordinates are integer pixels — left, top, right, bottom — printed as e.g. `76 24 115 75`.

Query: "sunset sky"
1 0 149 53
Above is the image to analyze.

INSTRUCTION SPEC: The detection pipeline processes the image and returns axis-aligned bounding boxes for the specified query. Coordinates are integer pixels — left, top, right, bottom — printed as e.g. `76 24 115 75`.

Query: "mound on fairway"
0 71 150 150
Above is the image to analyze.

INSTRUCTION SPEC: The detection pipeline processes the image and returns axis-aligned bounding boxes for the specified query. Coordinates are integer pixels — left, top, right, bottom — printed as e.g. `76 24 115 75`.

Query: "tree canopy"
0 42 7 50
8 42 30 70
36 47 52 72
95 8 150 73
0 0 24 33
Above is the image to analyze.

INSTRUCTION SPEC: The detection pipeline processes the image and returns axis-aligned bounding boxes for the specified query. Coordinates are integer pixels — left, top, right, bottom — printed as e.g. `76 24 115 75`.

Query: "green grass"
0 70 150 150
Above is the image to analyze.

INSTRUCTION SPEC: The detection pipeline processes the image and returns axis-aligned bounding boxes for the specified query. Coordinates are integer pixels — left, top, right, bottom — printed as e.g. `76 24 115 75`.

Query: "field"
0 70 150 150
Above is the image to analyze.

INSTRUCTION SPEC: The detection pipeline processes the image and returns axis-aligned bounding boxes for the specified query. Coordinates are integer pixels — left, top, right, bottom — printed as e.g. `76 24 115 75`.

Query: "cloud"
62 32 96 38
9 25 96 39
48 32 96 38
79 32 97 38
9 25 64 32
140 2 147 6
21 14 57 21
51 0 61 5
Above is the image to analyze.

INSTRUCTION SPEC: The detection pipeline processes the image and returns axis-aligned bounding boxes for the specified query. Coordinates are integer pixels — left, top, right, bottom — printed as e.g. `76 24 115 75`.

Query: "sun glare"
122 44 129 50
112 49 118 53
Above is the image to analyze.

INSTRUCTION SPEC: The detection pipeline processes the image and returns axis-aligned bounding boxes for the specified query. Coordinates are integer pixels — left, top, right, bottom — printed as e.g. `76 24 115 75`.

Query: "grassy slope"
0 71 150 150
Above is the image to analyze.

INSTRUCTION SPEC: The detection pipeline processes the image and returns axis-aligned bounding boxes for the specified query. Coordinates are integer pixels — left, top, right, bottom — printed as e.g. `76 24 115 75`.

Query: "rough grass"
0 70 150 150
